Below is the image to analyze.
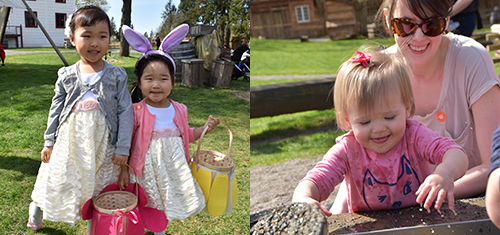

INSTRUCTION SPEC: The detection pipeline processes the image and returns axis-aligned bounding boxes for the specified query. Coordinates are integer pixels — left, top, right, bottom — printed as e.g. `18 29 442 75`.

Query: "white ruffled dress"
31 100 120 224
129 105 205 221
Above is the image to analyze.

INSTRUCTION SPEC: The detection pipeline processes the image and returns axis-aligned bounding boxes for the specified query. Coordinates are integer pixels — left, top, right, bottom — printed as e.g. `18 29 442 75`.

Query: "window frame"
295 5 311 23
25 11 38 28
55 13 67 29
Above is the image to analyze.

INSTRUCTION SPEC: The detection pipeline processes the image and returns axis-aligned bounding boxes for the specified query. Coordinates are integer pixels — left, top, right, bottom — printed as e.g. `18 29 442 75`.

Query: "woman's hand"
41 146 53 163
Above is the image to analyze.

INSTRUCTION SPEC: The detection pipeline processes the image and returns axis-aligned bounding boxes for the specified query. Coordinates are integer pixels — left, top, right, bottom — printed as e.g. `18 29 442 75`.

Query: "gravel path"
250 156 339 215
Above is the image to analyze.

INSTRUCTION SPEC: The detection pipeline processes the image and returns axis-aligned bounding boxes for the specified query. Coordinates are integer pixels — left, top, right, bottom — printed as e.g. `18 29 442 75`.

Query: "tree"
158 0 186 38
229 0 249 40
75 0 110 11
110 16 120 41
120 0 131 56
178 0 249 46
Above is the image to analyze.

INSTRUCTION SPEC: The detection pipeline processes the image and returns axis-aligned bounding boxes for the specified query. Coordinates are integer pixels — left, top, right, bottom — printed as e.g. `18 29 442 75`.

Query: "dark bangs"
405 0 453 19
70 6 111 36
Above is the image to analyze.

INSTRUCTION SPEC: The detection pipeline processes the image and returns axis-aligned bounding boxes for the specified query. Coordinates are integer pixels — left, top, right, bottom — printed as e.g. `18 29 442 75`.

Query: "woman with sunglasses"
330 0 500 214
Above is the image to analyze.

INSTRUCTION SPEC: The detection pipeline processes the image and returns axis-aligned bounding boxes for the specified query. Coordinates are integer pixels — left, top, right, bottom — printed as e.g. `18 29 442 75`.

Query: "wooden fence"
250 77 336 119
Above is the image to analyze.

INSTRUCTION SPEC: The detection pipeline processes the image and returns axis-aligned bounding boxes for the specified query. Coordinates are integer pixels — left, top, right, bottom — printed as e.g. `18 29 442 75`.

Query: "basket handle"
194 122 233 163
95 163 139 195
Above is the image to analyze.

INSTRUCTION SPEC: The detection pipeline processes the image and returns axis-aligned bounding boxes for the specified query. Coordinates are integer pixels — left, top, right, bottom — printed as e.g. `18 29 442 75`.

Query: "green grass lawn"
250 36 396 77
0 52 249 234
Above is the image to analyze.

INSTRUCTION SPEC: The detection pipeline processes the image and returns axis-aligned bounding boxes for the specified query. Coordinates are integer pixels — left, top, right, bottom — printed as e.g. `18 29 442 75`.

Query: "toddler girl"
293 50 468 215
121 24 220 234
27 5 133 230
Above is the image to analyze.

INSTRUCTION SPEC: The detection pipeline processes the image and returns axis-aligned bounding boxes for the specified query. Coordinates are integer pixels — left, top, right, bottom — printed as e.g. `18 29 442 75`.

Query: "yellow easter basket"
191 122 238 216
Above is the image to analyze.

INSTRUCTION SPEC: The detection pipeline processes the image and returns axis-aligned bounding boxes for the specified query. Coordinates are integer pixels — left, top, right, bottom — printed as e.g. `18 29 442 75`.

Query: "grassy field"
250 36 396 77
250 33 500 168
0 50 249 234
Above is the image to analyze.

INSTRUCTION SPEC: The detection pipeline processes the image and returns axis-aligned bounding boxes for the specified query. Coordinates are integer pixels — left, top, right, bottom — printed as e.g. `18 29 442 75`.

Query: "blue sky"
107 0 180 36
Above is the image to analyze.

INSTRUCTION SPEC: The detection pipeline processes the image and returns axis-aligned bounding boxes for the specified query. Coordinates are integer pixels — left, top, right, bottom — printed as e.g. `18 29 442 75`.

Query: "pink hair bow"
349 51 371 67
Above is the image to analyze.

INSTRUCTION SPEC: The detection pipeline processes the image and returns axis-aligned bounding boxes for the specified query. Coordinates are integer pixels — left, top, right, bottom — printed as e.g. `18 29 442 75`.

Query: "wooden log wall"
250 77 336 119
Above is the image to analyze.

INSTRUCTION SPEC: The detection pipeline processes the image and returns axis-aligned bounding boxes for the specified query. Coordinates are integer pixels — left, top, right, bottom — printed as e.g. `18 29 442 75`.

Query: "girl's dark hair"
130 53 176 103
68 5 111 38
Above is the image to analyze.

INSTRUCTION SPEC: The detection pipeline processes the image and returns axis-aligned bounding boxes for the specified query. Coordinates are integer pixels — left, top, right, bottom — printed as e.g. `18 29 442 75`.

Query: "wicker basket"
191 122 238 216
193 122 234 173
93 164 138 215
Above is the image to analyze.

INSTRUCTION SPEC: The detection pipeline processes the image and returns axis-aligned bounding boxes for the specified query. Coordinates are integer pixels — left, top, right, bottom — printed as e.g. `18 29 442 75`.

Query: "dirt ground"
250 155 339 215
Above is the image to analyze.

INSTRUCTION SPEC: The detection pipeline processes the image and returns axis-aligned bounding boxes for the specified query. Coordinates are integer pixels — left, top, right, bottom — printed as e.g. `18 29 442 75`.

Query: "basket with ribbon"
191 122 238 216
82 164 168 235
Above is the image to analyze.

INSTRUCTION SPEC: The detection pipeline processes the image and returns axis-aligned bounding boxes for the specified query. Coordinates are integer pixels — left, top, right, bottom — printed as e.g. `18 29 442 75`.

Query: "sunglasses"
391 17 446 37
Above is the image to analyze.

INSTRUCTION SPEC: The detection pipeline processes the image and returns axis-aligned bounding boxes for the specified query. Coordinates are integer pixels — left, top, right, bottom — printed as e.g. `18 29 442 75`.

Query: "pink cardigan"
129 99 196 177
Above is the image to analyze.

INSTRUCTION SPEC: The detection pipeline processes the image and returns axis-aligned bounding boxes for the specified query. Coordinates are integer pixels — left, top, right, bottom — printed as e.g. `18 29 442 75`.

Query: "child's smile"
70 20 110 72
139 61 174 108
347 92 411 154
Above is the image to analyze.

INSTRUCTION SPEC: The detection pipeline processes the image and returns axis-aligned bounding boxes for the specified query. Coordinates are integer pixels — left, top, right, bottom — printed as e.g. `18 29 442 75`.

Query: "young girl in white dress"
121 25 220 234
27 5 133 231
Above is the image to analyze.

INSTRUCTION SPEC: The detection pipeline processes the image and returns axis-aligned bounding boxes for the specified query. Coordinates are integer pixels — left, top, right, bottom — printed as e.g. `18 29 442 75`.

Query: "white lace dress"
31 100 120 224
129 127 205 220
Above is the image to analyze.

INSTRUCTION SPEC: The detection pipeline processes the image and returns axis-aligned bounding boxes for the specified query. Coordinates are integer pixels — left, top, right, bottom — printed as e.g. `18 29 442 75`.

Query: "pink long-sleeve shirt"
302 120 463 213
129 99 196 177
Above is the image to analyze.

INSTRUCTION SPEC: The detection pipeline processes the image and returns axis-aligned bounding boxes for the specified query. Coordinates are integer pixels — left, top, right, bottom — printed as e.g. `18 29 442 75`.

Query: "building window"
295 5 310 23
56 13 66 28
56 0 66 3
25 11 37 28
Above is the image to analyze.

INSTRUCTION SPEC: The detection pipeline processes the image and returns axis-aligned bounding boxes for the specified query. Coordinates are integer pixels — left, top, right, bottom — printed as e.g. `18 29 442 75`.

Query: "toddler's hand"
415 173 455 212
118 166 130 190
205 115 220 133
112 153 128 166
41 146 53 163
293 197 332 217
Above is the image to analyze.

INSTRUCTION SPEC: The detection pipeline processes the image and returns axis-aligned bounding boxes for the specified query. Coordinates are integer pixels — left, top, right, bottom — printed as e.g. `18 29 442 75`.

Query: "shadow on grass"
0 63 60 111
250 121 338 146
33 227 71 235
0 156 40 177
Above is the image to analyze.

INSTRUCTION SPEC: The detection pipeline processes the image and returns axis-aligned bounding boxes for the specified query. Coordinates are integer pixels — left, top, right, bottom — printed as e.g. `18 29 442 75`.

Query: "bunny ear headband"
122 24 189 74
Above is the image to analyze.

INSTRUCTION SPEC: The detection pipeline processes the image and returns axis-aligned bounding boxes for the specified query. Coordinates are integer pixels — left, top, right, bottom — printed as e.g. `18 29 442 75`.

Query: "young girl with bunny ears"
27 5 133 231
293 50 468 215
120 24 220 231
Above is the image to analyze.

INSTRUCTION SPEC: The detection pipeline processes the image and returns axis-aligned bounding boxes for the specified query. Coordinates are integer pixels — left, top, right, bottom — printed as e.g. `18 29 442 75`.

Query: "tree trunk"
120 0 131 57
225 26 231 47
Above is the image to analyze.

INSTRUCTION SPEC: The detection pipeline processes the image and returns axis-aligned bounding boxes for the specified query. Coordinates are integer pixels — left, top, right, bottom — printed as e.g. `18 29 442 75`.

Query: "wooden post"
20 0 68 66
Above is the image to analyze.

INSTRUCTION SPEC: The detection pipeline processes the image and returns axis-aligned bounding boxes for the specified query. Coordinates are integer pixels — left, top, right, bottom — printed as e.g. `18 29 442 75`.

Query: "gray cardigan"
44 61 134 156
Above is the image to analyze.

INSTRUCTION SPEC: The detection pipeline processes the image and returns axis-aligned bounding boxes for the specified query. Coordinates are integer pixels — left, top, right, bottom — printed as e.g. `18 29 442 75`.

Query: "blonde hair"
334 49 415 131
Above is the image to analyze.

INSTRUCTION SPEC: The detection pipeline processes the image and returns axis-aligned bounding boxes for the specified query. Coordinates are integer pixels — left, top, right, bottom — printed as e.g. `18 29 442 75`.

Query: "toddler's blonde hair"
334 49 415 131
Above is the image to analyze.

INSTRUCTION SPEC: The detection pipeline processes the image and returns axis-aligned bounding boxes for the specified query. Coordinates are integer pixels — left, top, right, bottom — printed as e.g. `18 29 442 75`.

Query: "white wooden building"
2 0 75 48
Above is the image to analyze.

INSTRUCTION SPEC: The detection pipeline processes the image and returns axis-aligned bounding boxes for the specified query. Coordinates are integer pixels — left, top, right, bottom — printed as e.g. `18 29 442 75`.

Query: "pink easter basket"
82 164 168 235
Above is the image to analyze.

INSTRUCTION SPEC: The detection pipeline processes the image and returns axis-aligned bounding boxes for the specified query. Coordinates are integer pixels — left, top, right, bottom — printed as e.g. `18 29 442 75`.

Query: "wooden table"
327 197 500 234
